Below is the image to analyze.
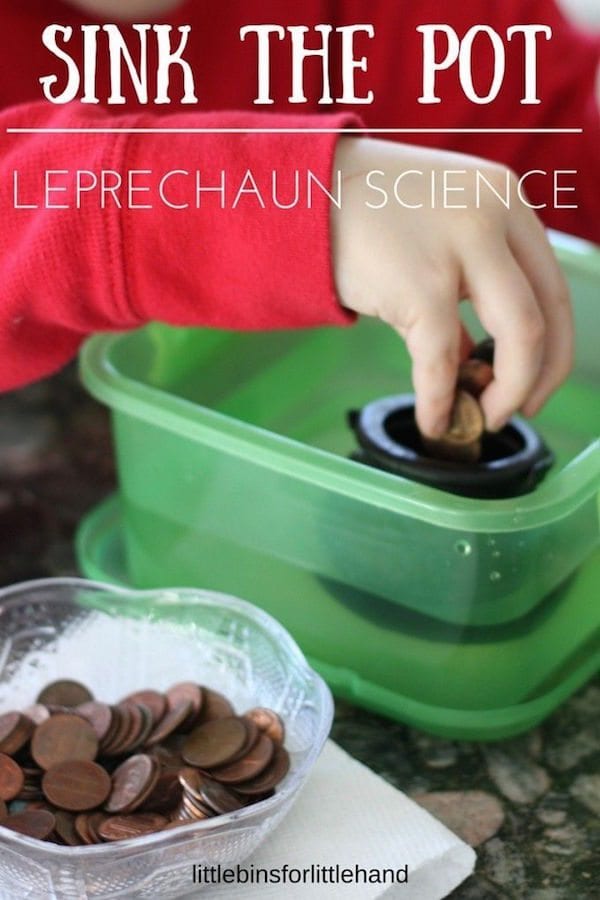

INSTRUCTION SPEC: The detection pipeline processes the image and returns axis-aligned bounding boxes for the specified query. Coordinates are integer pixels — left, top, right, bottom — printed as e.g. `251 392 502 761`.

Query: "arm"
0 102 356 391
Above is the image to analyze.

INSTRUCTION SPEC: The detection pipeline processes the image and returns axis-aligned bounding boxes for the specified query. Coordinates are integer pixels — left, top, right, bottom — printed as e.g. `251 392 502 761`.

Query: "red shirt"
0 0 598 390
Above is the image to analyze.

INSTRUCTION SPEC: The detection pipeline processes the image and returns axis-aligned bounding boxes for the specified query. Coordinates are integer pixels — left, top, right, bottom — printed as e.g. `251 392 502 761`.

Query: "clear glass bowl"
0 578 333 900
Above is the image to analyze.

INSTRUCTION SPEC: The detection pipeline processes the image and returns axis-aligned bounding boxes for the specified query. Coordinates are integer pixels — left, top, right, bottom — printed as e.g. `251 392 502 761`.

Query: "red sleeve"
0 103 357 392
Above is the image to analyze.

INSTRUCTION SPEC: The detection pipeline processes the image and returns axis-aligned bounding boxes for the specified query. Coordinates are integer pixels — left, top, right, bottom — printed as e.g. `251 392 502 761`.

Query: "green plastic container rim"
80 232 600 535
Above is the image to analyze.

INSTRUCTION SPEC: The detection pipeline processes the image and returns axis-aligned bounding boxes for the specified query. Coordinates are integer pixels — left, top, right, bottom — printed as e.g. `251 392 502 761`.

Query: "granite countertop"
1 366 598 899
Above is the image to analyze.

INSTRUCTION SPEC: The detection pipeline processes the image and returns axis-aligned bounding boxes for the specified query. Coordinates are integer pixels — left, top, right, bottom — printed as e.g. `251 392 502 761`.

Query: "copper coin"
225 718 259 764
145 701 193 747
75 702 114 744
102 704 134 756
233 746 290 796
150 743 184 771
458 359 494 399
121 690 167 727
1 809 56 840
211 734 274 785
0 712 34 756
106 754 159 814
74 812 95 845
128 704 155 750
181 794 214 820
42 760 111 811
22 704 51 726
98 707 122 752
142 769 181 813
36 680 94 708
177 767 207 802
31 714 98 770
0 754 25 801
98 812 168 842
201 689 234 722
166 683 203 729
423 390 484 463
0 799 7 819
182 718 247 769
114 703 147 755
54 810 82 846
199 778 246 815
87 811 109 843
75 810 109 844
245 708 285 746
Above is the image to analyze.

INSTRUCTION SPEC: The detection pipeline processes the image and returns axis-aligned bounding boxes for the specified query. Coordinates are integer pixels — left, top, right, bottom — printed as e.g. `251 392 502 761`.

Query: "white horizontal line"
6 126 584 135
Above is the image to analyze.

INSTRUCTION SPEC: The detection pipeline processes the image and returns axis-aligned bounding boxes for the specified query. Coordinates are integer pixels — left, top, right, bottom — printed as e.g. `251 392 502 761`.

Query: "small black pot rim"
352 394 553 493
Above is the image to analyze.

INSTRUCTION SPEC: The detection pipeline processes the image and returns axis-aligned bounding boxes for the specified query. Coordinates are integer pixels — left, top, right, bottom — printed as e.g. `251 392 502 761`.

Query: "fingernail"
487 416 507 433
430 416 448 438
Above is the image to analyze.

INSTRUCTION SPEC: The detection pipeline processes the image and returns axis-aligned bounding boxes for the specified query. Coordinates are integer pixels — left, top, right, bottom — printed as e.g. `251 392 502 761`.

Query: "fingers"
507 211 573 416
404 304 462 438
461 240 545 431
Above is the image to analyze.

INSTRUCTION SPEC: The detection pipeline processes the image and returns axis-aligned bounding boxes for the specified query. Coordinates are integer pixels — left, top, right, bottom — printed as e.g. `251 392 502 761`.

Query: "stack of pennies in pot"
422 357 494 464
0 679 289 845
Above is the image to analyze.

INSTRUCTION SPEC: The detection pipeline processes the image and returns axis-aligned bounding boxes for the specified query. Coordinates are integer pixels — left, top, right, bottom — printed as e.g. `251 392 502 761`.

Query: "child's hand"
331 138 573 439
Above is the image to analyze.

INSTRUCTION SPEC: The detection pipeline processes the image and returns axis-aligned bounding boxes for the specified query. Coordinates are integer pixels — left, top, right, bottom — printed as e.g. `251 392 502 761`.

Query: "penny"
226 718 259 764
245 708 285 746
1 809 56 840
0 681 289 844
199 778 246 815
98 812 168 842
54 810 83 846
87 811 109 843
0 754 25 801
458 359 494 399
37 680 94 708
201 689 234 722
145 701 193 747
423 390 484 463
0 712 35 756
113 703 146 755
234 745 291 796
166 683 203 730
177 767 206 802
102 704 133 756
22 704 51 726
183 718 248 769
31 714 98 770
121 690 167 727
142 769 181 813
74 812 94 845
75 811 109 844
211 734 274 785
106 754 159 814
181 794 214 820
127 704 155 751
98 707 122 752
42 760 111 811
75 702 114 744
177 769 218 817
150 743 184 771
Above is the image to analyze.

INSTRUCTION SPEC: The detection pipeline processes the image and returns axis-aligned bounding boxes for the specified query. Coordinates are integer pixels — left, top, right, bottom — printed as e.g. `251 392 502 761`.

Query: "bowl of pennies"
0 578 333 900
349 340 554 499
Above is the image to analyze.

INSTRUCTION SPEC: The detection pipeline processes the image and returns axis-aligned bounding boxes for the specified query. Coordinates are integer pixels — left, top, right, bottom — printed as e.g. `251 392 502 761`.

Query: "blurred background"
559 0 600 27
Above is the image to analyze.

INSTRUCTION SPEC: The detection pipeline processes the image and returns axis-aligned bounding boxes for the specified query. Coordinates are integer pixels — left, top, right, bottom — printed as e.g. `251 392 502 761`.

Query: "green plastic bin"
77 231 600 740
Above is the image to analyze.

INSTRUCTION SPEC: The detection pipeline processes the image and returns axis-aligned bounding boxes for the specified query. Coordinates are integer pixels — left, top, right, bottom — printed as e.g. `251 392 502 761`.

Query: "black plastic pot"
349 394 554 499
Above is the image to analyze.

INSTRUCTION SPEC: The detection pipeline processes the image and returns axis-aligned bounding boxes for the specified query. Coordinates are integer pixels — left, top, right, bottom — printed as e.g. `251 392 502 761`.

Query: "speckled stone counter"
1 366 598 899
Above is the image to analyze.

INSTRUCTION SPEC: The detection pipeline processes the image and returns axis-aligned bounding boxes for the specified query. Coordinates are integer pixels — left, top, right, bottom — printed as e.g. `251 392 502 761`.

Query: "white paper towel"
183 740 476 900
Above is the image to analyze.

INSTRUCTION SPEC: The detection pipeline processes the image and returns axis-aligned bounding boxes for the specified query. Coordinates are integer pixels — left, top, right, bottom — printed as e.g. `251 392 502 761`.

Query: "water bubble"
492 550 501 558
455 540 472 556
489 570 502 582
